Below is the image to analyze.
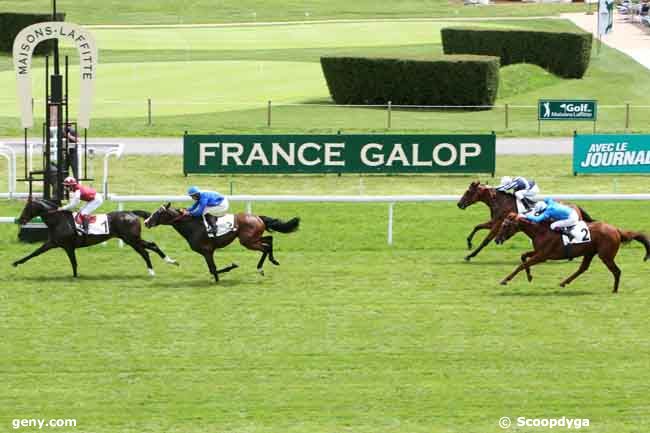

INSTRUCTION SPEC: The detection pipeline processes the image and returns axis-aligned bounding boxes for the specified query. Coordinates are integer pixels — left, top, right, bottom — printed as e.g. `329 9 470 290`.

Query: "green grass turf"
2 19 649 137
1 197 650 433
0 0 585 25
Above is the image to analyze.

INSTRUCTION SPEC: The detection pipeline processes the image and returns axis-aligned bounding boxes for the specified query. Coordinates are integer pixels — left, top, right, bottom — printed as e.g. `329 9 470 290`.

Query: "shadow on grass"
496 290 594 297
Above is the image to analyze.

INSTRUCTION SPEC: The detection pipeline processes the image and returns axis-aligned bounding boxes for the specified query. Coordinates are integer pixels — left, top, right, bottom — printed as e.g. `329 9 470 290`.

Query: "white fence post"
246 201 252 214
387 202 394 245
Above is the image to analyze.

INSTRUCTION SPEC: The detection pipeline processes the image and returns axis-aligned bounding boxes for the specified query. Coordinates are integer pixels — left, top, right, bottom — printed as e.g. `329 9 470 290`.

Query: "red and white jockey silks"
59 183 103 215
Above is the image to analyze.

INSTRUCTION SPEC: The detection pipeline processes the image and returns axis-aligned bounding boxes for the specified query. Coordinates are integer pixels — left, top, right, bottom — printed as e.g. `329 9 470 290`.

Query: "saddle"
72 212 109 235
203 214 237 238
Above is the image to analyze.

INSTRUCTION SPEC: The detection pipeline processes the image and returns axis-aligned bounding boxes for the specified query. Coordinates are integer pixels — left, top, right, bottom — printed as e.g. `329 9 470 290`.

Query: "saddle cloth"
561 221 591 246
204 214 237 238
73 213 109 235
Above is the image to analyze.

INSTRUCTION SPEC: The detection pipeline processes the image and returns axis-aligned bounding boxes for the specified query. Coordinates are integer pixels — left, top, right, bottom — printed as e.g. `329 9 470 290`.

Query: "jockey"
526 198 579 240
496 176 539 212
185 186 229 234
58 176 103 235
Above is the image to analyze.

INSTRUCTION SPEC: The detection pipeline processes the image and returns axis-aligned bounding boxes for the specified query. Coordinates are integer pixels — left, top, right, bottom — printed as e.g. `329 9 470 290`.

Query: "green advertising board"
538 100 597 121
573 134 650 174
183 134 496 175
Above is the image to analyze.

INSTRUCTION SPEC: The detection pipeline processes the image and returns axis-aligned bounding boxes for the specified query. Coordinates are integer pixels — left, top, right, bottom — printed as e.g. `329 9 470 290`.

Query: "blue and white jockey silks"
497 176 540 211
527 198 579 231
187 189 229 217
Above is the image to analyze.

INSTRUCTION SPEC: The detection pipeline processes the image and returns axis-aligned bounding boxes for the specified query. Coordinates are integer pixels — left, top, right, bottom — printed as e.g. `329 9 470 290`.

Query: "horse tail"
618 229 650 261
260 216 300 233
578 206 595 223
131 210 151 218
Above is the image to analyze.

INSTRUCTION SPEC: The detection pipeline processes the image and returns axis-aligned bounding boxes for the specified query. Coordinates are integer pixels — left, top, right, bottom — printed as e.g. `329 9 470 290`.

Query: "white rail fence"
0 142 124 197
2 193 650 245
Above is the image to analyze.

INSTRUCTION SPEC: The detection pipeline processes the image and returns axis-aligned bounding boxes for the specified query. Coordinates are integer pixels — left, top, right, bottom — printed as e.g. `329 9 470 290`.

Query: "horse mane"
33 198 59 210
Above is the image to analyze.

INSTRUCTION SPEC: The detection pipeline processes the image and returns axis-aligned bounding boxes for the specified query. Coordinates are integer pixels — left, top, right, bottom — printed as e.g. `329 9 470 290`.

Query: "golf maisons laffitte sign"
183 134 496 174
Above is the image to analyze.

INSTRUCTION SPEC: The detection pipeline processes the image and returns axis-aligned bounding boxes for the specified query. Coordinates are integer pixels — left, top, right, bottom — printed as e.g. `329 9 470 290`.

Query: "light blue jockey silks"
526 198 573 223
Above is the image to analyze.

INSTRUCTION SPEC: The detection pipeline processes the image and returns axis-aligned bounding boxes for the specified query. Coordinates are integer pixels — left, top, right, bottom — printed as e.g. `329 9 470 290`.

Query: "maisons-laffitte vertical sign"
13 21 98 128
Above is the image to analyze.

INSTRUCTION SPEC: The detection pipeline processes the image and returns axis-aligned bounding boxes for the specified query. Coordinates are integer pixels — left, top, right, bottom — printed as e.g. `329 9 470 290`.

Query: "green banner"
538 100 597 121
183 134 495 174
573 134 650 174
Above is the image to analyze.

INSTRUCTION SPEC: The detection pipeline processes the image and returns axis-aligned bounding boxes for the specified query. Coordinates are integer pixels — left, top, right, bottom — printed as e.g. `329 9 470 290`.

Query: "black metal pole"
52 0 59 75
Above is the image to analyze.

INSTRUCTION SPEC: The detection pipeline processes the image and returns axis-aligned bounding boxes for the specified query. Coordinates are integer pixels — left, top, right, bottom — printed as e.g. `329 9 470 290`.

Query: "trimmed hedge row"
0 12 65 54
441 27 592 79
320 55 500 107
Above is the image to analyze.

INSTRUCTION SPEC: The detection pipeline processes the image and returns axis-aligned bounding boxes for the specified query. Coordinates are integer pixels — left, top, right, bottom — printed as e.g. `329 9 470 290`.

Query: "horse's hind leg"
560 254 595 287
142 239 178 265
600 255 622 293
262 236 279 266
240 236 273 275
125 240 154 276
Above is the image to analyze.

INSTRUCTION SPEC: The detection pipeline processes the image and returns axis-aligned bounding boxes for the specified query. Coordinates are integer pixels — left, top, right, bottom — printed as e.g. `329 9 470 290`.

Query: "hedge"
0 12 65 55
441 27 592 79
320 55 500 107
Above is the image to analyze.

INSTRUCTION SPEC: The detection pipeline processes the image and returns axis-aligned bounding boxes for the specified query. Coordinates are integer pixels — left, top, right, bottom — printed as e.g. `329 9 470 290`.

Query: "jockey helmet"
187 186 201 196
533 201 548 214
63 176 77 187
500 176 512 186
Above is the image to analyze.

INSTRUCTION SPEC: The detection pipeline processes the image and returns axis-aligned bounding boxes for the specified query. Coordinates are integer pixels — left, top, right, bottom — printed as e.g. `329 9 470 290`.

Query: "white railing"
0 141 124 197
3 193 650 245
0 144 17 197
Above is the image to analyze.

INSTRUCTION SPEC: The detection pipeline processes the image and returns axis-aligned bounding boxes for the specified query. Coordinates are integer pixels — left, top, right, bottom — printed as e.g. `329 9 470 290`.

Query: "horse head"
495 212 521 245
17 198 55 225
457 181 482 209
144 202 182 228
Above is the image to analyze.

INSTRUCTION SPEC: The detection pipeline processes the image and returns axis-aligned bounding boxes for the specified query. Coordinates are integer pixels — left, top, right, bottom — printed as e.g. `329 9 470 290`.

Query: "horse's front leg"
521 250 536 282
467 221 493 250
465 224 499 261
63 246 78 277
500 253 546 285
203 252 219 282
12 241 56 267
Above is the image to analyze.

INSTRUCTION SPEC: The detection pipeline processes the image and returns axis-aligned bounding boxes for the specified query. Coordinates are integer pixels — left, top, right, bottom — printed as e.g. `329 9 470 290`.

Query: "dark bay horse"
495 212 650 292
144 203 300 282
13 198 177 277
457 181 594 261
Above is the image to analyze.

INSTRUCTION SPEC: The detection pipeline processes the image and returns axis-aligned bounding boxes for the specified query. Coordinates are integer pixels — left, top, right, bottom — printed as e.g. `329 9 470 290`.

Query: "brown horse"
457 181 594 261
495 212 650 292
144 203 300 282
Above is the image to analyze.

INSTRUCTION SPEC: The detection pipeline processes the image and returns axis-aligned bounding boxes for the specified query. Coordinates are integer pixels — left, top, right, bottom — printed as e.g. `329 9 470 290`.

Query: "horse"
494 212 650 292
143 203 300 282
457 181 594 261
13 198 177 277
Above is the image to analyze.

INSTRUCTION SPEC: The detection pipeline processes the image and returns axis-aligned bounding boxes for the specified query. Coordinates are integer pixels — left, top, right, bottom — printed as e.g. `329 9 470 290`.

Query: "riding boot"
561 227 574 241
205 215 219 235
82 215 90 236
